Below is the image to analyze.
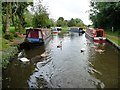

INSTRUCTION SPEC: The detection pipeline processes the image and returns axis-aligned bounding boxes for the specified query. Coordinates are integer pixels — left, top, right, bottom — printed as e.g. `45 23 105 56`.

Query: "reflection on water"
2 33 120 88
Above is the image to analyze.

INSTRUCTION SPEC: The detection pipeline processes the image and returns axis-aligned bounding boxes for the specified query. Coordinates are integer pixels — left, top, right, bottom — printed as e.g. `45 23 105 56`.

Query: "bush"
3 33 14 41
2 46 18 68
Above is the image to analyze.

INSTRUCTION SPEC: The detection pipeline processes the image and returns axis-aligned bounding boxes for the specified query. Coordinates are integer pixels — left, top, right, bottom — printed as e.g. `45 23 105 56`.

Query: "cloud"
42 0 92 25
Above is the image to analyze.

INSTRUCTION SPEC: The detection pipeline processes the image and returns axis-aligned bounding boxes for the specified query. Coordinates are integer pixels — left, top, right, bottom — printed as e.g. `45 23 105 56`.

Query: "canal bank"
2 37 24 68
106 34 120 50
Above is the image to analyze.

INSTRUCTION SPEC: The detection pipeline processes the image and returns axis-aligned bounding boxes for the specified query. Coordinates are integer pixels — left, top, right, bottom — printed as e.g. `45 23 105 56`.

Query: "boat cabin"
70 27 84 33
85 28 106 43
25 28 51 43
52 27 62 34
94 28 106 37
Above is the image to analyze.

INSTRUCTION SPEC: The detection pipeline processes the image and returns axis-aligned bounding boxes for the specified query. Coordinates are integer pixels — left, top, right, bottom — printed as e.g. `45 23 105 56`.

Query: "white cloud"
42 0 92 25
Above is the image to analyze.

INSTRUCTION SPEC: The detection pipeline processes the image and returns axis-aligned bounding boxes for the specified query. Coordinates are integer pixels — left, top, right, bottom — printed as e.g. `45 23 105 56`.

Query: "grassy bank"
106 35 120 46
105 30 120 46
58 27 69 36
105 30 120 37
1 26 21 68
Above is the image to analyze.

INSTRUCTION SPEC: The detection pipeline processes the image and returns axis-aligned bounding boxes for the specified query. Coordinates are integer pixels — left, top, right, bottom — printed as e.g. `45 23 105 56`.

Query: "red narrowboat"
85 28 106 43
25 28 51 44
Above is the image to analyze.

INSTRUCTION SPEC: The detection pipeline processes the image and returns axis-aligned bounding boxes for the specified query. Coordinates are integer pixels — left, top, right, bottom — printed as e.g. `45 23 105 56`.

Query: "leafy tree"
32 13 50 28
49 18 55 27
24 11 33 27
56 17 67 27
58 17 64 21
67 18 76 27
2 2 33 38
89 1 120 31
31 0 51 28
67 18 85 27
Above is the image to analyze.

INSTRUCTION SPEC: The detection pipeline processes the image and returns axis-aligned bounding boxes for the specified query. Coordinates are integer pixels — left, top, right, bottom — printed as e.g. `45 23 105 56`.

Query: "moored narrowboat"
52 27 62 34
85 28 106 43
70 27 85 34
20 28 51 49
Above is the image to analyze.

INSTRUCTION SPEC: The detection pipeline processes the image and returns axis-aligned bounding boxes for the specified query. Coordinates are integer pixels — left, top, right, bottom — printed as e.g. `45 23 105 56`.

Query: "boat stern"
94 37 106 43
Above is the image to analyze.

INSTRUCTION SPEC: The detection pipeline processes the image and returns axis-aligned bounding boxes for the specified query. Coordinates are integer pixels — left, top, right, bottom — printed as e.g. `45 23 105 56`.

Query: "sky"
41 0 92 25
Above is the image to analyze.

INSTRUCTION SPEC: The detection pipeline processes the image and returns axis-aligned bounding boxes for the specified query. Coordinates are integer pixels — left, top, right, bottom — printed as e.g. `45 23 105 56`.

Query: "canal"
2 32 120 88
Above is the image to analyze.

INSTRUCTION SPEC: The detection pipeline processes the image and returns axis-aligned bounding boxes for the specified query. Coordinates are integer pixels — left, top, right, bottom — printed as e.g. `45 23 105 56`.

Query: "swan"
95 49 105 53
81 48 86 52
57 41 62 48
19 57 29 62
41 52 48 58
57 45 62 48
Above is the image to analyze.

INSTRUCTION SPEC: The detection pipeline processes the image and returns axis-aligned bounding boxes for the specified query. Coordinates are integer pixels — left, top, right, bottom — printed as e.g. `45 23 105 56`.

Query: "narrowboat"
20 28 51 49
52 27 62 34
85 28 106 43
70 27 85 34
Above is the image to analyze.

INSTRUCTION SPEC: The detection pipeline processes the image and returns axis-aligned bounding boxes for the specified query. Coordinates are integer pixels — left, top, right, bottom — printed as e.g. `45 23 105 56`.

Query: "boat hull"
85 32 106 43
52 31 59 34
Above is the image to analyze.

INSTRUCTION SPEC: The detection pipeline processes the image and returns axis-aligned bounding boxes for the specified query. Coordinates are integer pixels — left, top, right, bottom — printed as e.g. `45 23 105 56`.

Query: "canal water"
2 32 120 88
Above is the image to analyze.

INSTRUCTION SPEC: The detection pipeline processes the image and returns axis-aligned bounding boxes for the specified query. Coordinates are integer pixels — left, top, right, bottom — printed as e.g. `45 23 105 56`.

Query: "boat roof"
26 28 49 31
26 28 41 31
88 28 104 31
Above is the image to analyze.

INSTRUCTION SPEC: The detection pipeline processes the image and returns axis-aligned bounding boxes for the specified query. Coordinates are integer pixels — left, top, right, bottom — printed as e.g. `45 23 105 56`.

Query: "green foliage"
56 17 86 27
56 19 67 27
24 11 33 27
2 2 33 35
89 1 120 31
3 33 14 41
106 36 120 46
49 19 55 27
0 26 2 35
105 30 120 37
32 13 51 28
67 18 85 27
2 46 18 68
10 26 15 33
2 38 10 50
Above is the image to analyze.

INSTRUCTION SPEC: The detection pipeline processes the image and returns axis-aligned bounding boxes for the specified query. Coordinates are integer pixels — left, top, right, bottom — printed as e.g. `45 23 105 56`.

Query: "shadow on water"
2 32 120 89
2 46 47 88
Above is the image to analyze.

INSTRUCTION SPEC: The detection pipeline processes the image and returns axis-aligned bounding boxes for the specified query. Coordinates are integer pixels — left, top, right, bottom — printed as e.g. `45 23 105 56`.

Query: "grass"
10 26 15 33
62 27 69 31
1 38 10 51
105 30 120 37
106 35 120 46
0 26 2 51
0 26 2 35
105 30 120 46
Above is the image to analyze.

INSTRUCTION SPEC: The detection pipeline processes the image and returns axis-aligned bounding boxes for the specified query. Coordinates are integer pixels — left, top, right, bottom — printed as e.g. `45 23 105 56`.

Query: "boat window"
30 30 39 38
57 28 62 31
96 31 103 37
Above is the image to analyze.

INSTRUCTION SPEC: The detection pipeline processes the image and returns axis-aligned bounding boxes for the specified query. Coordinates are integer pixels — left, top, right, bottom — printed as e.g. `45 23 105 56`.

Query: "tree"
56 17 67 27
89 1 120 31
67 18 75 27
2 2 33 38
24 11 33 27
32 13 50 28
32 0 51 28
67 18 85 27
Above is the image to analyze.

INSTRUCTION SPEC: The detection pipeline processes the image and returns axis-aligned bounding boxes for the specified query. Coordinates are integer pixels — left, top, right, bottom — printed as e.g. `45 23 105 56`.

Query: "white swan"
81 48 86 52
41 52 48 58
95 49 105 53
19 57 29 62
